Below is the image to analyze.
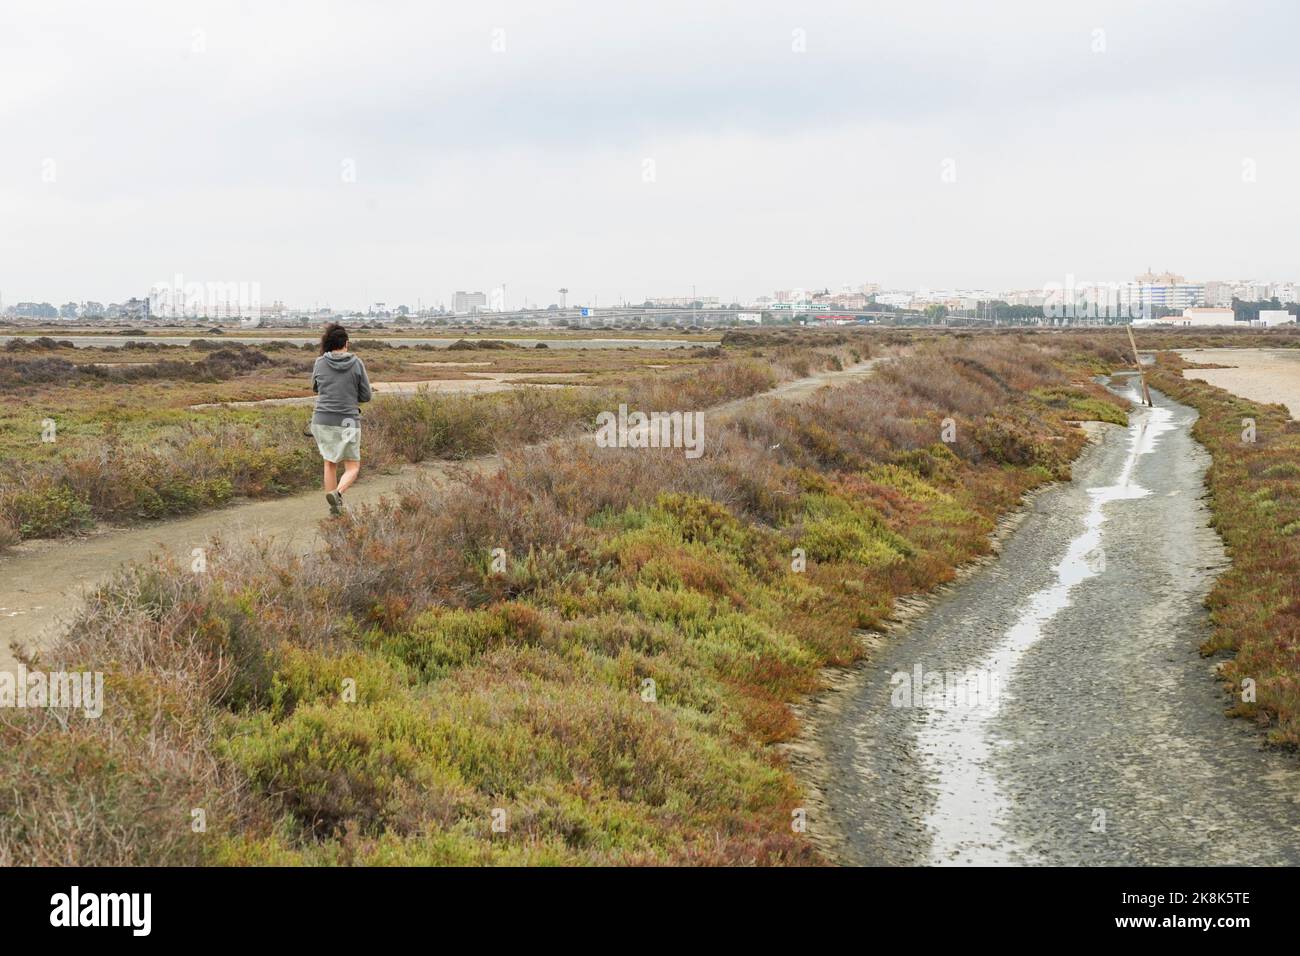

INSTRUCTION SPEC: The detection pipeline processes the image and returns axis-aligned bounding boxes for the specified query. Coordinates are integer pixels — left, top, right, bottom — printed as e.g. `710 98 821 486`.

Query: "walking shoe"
326 491 343 516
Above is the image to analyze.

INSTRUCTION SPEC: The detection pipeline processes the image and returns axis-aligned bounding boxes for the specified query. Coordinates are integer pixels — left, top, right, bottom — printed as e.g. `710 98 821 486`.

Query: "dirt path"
0 458 501 671
0 359 883 672
815 377 1300 865
188 372 591 409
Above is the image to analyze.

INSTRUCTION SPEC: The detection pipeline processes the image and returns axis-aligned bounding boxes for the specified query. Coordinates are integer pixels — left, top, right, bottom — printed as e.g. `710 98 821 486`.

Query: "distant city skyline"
5 267 1298 321
5 265 1300 315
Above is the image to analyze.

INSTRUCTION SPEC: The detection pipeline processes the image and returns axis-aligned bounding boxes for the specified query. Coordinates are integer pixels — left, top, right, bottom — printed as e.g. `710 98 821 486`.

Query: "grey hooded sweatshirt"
311 351 373 426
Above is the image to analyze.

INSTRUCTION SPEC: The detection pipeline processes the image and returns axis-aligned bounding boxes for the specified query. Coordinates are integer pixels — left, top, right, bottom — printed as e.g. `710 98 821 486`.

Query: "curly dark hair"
320 323 349 354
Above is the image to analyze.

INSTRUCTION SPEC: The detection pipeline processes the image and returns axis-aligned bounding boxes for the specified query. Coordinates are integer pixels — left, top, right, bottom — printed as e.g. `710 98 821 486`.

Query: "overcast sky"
2 0 1297 309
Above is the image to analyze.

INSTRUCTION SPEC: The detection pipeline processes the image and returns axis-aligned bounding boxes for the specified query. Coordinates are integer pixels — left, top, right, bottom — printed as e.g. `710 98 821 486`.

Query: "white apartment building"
1202 281 1237 308
1125 283 1205 311
1200 279 1297 307
453 291 487 314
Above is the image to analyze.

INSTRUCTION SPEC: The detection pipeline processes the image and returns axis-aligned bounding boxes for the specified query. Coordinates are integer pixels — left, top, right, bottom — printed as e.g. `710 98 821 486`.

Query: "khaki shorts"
311 422 361 463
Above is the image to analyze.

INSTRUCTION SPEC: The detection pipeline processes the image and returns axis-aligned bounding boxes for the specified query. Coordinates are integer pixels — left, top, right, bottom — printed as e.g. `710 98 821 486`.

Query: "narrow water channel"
821 379 1300 865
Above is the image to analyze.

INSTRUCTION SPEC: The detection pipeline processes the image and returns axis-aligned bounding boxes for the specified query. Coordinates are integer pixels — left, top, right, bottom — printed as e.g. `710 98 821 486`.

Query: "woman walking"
311 323 372 515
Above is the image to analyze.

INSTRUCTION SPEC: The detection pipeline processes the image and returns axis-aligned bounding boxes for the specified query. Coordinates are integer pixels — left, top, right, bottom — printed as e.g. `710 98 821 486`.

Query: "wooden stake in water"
1126 324 1153 407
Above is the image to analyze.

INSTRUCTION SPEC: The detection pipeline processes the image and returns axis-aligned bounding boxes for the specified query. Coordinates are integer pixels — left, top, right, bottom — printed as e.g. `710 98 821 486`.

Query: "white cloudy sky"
2 0 1297 309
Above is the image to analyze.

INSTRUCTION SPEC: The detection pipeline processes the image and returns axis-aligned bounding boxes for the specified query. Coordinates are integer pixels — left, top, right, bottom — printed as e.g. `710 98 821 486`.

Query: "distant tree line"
1231 297 1291 322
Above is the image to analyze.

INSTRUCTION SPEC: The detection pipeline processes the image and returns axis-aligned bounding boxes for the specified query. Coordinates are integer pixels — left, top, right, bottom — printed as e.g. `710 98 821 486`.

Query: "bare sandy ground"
188 372 590 409
408 361 493 366
1178 348 1300 418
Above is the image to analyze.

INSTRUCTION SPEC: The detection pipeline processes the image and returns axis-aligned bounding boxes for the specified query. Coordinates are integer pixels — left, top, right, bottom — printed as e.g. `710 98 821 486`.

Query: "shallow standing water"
820 380 1300 865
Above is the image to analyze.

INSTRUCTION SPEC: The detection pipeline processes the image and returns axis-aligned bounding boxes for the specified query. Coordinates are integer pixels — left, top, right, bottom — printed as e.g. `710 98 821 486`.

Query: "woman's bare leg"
323 460 339 492
336 460 361 495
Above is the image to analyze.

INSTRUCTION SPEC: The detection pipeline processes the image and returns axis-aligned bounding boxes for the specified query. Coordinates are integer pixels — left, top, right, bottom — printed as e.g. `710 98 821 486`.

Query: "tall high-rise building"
1202 280 1237 308
1125 271 1204 311
121 297 151 320
452 291 487 314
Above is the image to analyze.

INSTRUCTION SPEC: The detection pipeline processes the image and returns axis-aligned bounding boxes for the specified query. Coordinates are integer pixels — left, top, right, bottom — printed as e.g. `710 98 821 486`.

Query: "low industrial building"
1175 307 1236 327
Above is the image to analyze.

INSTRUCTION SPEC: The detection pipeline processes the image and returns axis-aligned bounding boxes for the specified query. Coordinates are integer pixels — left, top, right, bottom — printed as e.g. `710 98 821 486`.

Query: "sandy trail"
1 359 884 672
1178 347 1300 419
0 458 500 671
188 372 591 409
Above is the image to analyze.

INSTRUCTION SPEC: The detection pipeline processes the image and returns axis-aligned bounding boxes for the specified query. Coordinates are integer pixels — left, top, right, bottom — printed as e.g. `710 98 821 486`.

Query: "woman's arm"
356 358 373 403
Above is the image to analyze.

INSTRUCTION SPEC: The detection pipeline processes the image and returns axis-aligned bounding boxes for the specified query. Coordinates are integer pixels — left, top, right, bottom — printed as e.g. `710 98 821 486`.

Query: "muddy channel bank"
798 377 1300 865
